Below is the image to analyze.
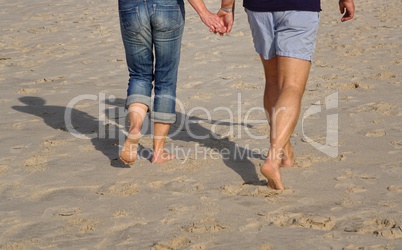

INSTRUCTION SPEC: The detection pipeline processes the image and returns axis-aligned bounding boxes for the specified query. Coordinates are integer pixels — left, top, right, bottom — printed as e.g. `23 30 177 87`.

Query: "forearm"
221 0 235 9
187 0 210 17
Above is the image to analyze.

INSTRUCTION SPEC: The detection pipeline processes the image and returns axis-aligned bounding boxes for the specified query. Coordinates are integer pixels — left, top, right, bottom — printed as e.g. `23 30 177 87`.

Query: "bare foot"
261 161 284 190
151 150 175 164
281 142 294 168
120 132 140 165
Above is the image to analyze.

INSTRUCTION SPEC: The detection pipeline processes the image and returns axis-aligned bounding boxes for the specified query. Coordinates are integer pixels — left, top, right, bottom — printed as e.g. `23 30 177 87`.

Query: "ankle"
153 147 165 155
262 158 281 169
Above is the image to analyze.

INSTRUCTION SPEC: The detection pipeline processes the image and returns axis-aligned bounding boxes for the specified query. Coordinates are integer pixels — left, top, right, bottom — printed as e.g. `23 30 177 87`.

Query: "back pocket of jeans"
119 5 142 35
153 4 184 32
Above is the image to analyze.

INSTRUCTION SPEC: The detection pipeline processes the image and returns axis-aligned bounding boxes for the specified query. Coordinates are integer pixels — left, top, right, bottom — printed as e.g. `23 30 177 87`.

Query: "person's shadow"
168 112 264 185
13 96 266 183
12 96 128 168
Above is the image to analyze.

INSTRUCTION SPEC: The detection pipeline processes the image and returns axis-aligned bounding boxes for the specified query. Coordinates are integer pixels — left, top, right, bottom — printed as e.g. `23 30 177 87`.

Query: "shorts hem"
258 51 276 60
276 52 313 61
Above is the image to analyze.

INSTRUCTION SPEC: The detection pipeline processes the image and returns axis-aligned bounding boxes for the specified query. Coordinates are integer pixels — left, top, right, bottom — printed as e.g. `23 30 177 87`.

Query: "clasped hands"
199 8 234 35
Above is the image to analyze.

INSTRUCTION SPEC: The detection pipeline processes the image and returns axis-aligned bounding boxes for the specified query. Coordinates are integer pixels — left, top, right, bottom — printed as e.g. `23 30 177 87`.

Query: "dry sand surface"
1 0 401 249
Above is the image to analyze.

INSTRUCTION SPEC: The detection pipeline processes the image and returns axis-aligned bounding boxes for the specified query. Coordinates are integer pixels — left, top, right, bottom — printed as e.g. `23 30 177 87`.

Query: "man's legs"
261 56 293 167
261 56 311 189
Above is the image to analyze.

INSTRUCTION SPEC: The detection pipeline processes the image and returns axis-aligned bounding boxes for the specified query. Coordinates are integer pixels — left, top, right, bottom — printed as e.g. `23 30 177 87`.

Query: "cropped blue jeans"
118 0 185 123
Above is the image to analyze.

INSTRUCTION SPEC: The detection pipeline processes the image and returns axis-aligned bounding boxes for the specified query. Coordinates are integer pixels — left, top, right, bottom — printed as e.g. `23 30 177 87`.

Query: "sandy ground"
0 0 401 249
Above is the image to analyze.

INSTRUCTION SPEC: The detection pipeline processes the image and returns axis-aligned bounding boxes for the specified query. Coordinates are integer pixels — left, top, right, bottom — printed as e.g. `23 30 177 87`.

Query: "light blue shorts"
245 9 320 61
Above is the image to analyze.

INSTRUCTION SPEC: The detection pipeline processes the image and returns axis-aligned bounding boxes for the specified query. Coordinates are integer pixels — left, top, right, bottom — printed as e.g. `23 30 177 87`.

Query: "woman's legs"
151 122 175 163
119 1 184 164
149 1 185 163
120 103 148 164
261 56 311 189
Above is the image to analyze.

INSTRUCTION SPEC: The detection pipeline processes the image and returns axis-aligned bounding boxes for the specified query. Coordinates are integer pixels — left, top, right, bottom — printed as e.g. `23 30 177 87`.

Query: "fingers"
225 20 234 35
341 12 354 22
209 24 227 34
339 4 344 14
202 14 226 34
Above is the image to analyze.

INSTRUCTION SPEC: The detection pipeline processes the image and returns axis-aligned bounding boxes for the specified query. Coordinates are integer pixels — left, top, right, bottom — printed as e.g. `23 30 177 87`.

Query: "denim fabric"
119 0 185 123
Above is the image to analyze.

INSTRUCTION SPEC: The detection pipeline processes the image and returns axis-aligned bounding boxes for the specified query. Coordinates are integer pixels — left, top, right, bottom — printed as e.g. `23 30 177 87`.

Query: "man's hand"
217 9 234 35
339 0 355 22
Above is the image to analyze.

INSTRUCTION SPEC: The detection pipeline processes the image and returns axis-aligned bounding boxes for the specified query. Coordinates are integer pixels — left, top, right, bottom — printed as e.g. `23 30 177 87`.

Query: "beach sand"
0 0 401 249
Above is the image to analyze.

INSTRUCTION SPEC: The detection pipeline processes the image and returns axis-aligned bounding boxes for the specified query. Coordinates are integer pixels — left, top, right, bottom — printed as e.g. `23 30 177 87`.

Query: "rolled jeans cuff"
151 111 176 124
126 94 152 110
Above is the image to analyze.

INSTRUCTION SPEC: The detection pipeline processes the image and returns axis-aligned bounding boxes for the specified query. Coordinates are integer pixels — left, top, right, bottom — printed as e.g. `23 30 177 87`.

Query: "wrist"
220 7 233 13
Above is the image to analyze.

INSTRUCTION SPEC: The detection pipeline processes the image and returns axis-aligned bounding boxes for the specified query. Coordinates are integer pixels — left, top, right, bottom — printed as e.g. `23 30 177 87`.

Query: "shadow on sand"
13 96 265 184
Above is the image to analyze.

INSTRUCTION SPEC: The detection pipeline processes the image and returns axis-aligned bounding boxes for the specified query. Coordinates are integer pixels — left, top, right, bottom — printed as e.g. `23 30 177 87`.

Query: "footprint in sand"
374 72 397 80
152 236 191 250
257 243 275 250
391 140 402 150
167 204 197 213
24 155 47 173
221 182 292 198
161 204 199 225
152 176 205 194
65 217 99 234
23 137 71 173
265 213 336 231
387 185 402 193
239 219 263 232
0 98 11 104
12 121 30 130
17 88 40 95
42 207 81 217
218 73 242 81
357 101 395 116
225 64 250 70
191 92 213 100
380 163 402 176
337 197 363 208
113 210 130 219
374 225 402 239
342 217 402 239
284 153 328 168
335 169 377 184
184 218 227 233
96 182 139 197
232 81 262 90
0 165 9 175
34 76 66 84
365 129 386 137
343 243 395 250
346 186 367 194
43 139 67 147
180 81 202 89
